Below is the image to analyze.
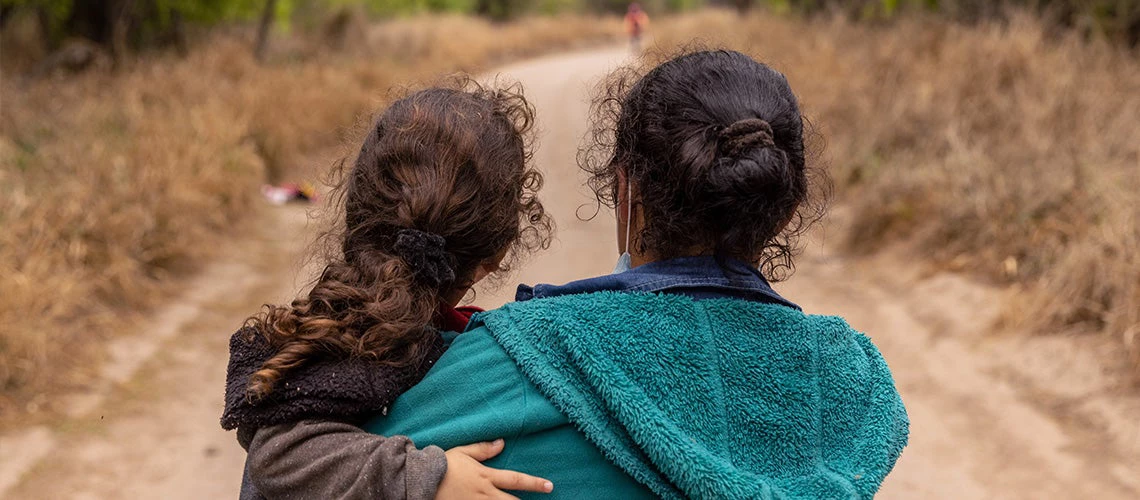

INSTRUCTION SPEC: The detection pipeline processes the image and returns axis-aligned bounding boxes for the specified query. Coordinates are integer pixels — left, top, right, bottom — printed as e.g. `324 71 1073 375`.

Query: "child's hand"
438 439 554 499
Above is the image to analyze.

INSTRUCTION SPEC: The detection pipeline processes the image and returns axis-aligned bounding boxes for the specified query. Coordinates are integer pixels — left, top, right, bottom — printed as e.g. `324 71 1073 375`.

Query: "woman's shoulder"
430 323 536 391
481 291 841 335
371 323 568 443
479 294 895 392
442 323 510 361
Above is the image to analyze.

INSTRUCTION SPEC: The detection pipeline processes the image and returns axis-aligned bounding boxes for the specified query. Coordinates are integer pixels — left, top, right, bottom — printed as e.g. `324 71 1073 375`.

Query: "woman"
252 50 909 499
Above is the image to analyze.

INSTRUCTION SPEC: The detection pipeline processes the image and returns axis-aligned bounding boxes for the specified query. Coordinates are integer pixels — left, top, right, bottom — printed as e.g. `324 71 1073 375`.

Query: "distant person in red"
624 2 649 52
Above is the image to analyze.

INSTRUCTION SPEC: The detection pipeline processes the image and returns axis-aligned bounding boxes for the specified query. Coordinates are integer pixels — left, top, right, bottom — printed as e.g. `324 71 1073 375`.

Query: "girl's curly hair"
245 78 551 401
578 48 829 281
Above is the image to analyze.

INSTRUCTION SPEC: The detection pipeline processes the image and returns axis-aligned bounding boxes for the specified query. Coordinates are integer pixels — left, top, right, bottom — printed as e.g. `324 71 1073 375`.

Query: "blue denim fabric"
515 256 800 310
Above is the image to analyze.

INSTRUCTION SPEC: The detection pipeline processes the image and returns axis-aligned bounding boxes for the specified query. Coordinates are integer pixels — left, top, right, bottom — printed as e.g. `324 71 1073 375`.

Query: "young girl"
222 80 555 499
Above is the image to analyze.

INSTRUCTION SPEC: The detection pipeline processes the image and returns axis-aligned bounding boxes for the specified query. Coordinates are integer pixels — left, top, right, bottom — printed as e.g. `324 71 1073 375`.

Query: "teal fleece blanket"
368 291 909 498
477 291 909 499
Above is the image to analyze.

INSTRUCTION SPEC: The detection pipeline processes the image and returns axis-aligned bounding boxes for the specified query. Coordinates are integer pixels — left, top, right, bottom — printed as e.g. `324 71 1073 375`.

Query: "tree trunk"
475 0 514 23
110 0 135 70
475 0 492 17
0 5 13 29
36 6 59 50
734 0 755 17
254 0 278 62
170 8 188 57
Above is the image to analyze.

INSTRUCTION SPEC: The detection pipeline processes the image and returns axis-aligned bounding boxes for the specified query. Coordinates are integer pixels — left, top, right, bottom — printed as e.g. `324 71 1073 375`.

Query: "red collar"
435 305 483 332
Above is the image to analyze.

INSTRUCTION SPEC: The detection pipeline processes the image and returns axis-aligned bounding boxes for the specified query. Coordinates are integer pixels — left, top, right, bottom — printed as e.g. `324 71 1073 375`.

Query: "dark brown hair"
580 49 828 280
245 79 551 401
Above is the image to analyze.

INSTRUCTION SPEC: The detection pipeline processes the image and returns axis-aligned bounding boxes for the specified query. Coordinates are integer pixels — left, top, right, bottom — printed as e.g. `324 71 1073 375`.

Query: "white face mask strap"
623 180 633 253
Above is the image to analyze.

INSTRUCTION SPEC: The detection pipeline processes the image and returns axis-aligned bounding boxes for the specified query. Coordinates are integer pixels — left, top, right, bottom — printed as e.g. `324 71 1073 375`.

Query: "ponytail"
243 80 551 401
246 251 436 401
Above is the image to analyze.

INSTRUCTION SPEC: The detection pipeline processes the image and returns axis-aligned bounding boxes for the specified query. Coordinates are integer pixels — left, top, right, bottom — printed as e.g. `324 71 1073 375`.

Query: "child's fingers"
447 438 505 461
488 467 554 494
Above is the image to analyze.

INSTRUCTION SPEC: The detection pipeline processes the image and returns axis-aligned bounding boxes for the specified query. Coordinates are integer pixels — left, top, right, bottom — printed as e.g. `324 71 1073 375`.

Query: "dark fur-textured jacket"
220 327 446 446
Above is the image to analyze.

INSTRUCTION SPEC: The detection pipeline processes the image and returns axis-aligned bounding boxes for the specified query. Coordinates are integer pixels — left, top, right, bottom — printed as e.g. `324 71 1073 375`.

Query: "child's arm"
247 420 552 500
247 420 444 499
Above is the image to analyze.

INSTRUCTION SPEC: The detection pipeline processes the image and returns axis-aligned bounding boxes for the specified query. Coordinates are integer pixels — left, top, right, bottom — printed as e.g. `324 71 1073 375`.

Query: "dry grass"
4 7 1136 423
653 10 1140 369
0 13 620 421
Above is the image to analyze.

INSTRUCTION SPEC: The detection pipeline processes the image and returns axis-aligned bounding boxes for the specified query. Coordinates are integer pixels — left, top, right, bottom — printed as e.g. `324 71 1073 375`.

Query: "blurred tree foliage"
1 0 1136 58
585 0 703 14
767 0 1139 45
0 0 270 50
0 0 700 57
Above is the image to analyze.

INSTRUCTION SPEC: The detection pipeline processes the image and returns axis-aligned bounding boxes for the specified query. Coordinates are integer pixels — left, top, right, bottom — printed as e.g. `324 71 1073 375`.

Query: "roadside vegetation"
1 0 1137 423
655 8 1139 373
0 7 623 424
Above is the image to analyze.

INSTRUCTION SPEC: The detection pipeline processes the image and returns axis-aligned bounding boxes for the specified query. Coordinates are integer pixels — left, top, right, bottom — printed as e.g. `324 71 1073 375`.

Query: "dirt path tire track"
4 48 1138 499
781 241 1140 499
4 204 315 499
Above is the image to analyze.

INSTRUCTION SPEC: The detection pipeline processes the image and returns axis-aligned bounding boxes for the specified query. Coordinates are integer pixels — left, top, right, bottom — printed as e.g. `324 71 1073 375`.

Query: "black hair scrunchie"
392 228 456 289
718 118 776 157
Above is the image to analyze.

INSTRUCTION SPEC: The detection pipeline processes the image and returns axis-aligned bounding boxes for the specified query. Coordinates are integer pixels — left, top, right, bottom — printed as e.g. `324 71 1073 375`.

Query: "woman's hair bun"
585 50 817 275
706 117 790 198
718 118 776 157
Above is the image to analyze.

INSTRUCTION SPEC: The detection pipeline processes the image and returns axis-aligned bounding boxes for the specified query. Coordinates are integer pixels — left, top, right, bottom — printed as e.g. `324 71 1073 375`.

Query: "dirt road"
4 48 1138 499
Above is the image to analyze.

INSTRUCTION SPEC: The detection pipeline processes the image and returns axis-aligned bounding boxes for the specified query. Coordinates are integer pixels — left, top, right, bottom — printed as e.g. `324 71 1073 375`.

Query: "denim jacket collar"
515 255 800 310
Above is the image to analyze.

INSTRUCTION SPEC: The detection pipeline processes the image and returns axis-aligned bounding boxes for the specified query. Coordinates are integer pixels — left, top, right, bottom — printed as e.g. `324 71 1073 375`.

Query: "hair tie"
393 228 456 288
718 118 776 157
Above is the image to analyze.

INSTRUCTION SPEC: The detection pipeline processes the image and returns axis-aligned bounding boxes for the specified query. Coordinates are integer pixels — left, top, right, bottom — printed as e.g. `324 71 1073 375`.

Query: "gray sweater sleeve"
246 420 447 500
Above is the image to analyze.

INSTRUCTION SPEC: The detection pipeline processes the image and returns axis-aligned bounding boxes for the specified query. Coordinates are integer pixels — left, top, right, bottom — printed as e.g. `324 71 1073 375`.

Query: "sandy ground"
3 47 1139 499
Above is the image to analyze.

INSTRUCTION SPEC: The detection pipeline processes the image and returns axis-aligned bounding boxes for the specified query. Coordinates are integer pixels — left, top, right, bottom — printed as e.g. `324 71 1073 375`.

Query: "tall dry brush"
655 10 1140 370
0 14 619 422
